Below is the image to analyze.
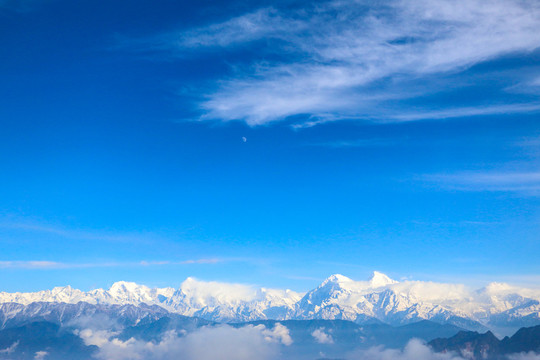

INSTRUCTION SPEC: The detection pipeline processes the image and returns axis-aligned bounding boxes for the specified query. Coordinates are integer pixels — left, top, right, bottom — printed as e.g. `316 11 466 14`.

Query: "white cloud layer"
508 352 540 360
0 341 18 355
78 324 292 360
82 332 472 360
312 327 334 344
33 351 48 360
155 0 540 125
423 171 540 194
347 339 465 360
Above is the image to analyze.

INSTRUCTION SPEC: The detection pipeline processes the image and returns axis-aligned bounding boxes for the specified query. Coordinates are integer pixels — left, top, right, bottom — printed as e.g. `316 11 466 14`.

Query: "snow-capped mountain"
293 272 484 330
0 277 302 324
0 301 171 330
164 277 302 322
1 272 539 332
0 282 174 307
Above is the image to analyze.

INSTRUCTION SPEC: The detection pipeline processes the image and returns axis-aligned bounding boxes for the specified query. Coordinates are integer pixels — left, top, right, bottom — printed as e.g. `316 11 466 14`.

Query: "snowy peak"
296 272 401 322
109 281 147 294
51 285 72 293
369 271 398 287
107 281 155 304
322 274 354 286
319 272 397 290
307 274 356 300
177 277 258 304
0 273 539 332
312 272 397 297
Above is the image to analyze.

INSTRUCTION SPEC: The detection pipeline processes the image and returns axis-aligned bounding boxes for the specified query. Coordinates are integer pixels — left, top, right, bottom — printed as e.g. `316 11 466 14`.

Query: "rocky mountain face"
1 272 539 332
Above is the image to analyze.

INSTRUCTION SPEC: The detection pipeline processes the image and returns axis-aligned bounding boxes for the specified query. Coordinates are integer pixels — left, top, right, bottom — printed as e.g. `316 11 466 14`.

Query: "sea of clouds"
73 322 540 360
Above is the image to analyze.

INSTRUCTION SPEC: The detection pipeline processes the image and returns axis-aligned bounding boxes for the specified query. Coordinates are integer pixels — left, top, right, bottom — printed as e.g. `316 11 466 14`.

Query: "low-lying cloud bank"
77 323 461 360
507 353 540 360
77 324 291 360
77 323 540 360
347 339 465 360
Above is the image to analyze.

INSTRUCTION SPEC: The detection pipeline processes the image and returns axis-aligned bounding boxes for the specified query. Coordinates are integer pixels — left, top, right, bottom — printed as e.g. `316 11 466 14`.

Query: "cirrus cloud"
129 0 540 126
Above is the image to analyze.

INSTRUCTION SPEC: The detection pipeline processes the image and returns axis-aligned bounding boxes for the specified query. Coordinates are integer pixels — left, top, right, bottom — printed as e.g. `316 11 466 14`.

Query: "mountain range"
1 272 539 334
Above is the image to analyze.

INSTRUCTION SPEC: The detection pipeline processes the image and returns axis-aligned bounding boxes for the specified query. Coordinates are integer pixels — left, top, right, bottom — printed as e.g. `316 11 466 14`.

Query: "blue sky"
1 0 540 292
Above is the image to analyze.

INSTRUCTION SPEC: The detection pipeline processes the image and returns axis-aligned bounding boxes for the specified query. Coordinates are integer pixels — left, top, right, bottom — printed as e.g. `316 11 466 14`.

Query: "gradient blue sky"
1 0 540 292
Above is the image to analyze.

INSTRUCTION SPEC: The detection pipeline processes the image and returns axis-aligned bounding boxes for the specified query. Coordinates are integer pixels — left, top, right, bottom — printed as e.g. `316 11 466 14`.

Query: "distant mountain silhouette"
0 322 96 360
429 325 540 359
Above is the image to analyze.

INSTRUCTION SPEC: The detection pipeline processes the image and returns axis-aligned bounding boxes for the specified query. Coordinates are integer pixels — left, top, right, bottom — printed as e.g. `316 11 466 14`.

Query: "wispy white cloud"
0 259 225 270
0 217 242 271
176 8 304 49
0 261 115 270
384 103 540 122
532 76 540 86
33 351 48 360
139 258 223 266
0 341 18 355
0 217 159 244
422 170 540 194
514 136 540 160
516 136 540 150
305 138 399 148
134 0 540 126
179 258 221 264
347 339 465 360
138 260 171 266
312 328 334 344
116 8 304 57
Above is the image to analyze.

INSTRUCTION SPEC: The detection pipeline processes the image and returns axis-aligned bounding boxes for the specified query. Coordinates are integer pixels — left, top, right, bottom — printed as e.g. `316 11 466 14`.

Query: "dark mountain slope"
429 325 540 359
0 321 96 360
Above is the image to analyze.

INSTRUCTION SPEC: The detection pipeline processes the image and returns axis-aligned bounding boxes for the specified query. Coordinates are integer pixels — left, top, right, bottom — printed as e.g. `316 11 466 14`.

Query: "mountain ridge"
428 325 540 359
1 272 539 333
